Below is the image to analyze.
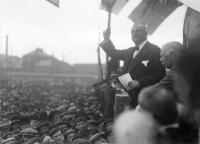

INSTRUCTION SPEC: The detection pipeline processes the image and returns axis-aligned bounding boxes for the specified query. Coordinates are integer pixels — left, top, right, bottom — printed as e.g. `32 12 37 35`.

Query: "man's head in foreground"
114 110 157 144
138 86 178 125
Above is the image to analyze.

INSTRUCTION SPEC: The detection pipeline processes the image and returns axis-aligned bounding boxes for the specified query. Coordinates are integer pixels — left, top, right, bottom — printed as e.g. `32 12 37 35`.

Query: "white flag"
46 0 59 8
178 0 200 12
128 0 180 34
100 0 129 15
112 0 129 14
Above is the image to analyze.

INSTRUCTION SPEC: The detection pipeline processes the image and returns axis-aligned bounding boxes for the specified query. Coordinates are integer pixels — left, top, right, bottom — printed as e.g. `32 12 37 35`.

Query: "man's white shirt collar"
133 40 147 59
137 40 148 51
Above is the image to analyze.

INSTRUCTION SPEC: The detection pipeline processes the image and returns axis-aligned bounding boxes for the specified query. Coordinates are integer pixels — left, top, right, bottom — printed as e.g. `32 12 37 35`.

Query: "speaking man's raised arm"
100 29 128 61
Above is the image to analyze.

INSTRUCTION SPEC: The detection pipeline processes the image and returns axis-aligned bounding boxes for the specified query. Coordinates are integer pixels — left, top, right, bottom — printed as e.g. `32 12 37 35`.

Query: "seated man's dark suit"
156 68 176 92
100 40 165 107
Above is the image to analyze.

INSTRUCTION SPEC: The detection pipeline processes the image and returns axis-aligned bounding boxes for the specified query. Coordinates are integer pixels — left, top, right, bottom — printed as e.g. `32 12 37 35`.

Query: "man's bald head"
132 24 147 33
162 41 182 54
160 41 182 69
131 24 148 46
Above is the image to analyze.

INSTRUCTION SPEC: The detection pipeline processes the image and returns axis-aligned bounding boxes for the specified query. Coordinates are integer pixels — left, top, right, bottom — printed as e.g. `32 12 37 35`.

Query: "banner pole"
106 9 112 79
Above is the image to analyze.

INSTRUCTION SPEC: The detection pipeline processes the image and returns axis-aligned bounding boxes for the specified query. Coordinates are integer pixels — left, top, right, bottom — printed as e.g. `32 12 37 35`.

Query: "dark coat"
156 68 176 92
100 40 165 107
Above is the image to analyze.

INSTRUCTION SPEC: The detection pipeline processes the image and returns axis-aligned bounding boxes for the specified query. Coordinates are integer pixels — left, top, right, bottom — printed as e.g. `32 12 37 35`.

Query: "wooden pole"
106 9 112 79
97 28 104 81
102 0 116 79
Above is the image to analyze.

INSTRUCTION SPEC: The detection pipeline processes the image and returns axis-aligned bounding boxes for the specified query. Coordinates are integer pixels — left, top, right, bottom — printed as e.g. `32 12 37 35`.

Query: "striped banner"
128 0 181 34
100 0 129 14
178 0 200 12
183 7 200 49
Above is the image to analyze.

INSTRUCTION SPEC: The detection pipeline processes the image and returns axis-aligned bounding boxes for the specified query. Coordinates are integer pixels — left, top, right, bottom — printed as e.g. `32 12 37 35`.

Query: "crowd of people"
0 80 113 144
0 44 200 144
0 19 200 144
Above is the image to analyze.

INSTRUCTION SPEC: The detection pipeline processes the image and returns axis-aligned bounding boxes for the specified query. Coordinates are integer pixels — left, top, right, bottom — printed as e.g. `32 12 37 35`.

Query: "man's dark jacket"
100 40 165 107
156 68 176 92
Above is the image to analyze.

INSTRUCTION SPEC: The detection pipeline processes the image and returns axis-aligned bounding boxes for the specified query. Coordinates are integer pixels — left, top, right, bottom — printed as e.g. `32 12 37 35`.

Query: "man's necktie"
133 46 140 59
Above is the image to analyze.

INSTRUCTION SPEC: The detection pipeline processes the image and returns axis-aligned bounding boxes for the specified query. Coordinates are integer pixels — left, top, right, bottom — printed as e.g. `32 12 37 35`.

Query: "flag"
182 0 200 49
100 0 129 14
183 7 200 49
178 0 200 13
128 0 181 34
46 0 59 8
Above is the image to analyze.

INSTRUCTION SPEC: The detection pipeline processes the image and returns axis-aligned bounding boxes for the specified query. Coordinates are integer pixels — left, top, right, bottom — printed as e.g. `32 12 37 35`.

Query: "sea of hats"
0 79 113 144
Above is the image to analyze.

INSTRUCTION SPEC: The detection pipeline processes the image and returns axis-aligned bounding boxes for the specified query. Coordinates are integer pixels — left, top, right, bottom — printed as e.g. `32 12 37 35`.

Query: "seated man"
156 41 182 94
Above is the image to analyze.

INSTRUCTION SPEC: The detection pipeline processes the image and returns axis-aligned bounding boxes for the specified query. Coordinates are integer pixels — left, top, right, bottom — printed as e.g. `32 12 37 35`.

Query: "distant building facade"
0 54 22 71
22 48 72 74
22 48 50 72
0 48 107 81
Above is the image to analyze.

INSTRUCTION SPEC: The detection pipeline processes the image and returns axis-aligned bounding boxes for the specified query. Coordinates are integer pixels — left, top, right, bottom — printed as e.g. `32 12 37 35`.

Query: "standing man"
100 24 165 108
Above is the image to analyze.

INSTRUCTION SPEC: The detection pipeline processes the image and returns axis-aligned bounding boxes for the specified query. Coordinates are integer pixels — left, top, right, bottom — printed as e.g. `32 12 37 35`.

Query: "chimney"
5 35 8 57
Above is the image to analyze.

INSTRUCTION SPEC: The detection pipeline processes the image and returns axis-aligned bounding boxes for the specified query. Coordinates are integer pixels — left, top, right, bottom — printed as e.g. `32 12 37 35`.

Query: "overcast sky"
0 0 187 64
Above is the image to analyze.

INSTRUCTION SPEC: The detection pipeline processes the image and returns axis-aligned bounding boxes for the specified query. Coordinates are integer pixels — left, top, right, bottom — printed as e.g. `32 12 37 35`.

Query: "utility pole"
5 35 9 71
4 35 9 86
5 35 8 57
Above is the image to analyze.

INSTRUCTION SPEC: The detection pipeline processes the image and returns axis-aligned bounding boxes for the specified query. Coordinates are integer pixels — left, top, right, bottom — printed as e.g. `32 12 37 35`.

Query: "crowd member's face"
44 137 56 144
53 115 61 123
30 120 39 129
88 124 95 131
160 48 173 69
40 126 48 135
76 121 86 130
131 25 147 46
67 133 75 142
33 142 40 144
106 123 113 131
52 130 65 144
59 124 68 131
22 135 35 143
12 123 21 131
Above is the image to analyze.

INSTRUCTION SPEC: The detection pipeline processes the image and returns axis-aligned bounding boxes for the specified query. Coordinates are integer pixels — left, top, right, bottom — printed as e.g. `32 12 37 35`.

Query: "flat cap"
89 133 104 144
20 128 39 135
1 138 19 144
